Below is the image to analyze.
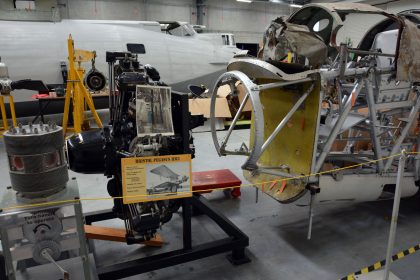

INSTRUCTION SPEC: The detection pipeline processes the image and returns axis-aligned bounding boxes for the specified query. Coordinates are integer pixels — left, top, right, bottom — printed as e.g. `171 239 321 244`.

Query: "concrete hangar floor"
1 129 420 280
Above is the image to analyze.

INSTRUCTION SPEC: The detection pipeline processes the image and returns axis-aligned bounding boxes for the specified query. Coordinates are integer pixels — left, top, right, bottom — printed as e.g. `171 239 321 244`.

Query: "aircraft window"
288 7 334 45
127 43 146 54
230 35 236 46
313 19 330 32
222 35 230 46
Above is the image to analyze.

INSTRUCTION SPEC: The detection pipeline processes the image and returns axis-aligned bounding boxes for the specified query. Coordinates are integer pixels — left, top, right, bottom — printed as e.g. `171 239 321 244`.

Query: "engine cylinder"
3 123 68 198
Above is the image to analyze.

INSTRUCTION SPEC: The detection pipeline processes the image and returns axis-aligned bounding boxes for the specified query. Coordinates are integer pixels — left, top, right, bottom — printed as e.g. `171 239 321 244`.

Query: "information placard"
121 154 192 204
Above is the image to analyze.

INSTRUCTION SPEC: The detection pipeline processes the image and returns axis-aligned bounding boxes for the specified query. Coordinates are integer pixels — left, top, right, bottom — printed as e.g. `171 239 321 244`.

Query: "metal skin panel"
318 113 367 138
316 174 418 203
287 3 400 52
227 57 320 81
371 29 399 69
244 79 321 203
0 20 240 99
397 19 420 82
260 17 328 68
300 3 385 14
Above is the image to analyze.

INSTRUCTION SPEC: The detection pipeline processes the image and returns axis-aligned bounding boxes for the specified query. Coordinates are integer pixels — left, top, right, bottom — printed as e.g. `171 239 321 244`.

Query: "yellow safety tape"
361 268 369 274
340 244 420 279
0 151 419 212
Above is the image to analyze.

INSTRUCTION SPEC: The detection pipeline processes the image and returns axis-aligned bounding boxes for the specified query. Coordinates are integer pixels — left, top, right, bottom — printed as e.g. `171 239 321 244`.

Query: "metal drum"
3 123 68 198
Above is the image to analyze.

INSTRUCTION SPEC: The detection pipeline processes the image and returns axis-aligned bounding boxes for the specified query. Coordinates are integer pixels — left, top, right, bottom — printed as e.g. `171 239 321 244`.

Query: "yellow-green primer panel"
244 79 321 203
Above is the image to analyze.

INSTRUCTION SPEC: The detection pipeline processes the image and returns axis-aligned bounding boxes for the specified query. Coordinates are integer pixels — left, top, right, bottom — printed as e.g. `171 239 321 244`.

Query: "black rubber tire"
85 70 106 91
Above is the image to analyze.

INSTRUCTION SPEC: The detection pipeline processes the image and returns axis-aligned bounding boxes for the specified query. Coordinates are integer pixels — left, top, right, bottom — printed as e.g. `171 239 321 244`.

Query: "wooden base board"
84 225 164 247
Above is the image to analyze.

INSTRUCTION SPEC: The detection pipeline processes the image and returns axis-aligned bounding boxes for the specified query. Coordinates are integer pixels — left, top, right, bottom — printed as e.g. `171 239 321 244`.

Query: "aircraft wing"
150 165 179 180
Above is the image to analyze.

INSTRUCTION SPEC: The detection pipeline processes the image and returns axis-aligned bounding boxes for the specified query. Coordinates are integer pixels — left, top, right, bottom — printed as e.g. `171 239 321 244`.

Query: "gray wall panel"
0 0 293 43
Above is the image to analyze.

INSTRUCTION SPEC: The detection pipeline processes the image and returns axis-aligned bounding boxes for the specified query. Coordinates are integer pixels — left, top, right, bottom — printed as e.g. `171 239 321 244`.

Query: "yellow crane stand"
62 34 103 135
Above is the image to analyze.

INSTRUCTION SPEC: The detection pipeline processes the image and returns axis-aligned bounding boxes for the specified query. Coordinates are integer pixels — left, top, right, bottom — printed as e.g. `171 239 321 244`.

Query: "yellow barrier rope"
1 151 418 212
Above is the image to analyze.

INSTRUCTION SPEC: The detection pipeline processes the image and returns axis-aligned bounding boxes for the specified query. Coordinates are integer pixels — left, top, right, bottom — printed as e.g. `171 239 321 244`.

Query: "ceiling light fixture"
289 3 303 8
236 0 253 3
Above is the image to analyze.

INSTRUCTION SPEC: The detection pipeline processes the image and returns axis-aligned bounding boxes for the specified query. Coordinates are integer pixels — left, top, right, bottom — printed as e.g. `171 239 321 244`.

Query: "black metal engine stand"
85 194 250 280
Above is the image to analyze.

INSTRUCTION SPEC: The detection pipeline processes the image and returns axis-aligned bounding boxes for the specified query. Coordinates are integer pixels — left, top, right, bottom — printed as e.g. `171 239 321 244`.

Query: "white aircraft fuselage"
0 19 239 101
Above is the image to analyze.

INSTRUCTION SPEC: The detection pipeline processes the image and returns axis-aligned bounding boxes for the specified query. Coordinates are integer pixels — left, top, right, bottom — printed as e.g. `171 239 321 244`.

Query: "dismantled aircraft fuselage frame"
210 3 420 205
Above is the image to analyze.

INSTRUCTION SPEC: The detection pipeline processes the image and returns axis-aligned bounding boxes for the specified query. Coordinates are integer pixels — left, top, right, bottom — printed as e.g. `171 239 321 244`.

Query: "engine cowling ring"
85 69 106 92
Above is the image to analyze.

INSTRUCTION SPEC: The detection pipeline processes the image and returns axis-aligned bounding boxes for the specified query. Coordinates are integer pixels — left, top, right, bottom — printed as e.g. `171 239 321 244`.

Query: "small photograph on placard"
146 162 190 197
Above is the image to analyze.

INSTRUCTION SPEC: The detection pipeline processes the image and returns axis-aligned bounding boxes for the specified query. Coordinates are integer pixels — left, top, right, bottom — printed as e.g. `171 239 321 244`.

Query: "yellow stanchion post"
8 95 17 127
0 95 9 131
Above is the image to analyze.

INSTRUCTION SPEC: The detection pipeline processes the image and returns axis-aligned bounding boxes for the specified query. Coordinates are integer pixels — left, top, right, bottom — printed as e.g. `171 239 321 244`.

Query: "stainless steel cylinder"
0 61 10 79
3 123 68 198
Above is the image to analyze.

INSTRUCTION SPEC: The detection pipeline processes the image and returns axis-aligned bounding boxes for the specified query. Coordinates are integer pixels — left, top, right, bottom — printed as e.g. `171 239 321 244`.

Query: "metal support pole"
338 43 348 80
315 79 364 172
307 195 315 240
108 62 114 123
383 150 406 280
365 73 384 172
336 81 343 114
348 48 395 57
196 0 204 26
384 93 420 171
220 93 249 152
182 198 192 250
74 201 92 280
415 114 420 181
0 228 15 280
306 185 319 240
0 253 6 280
41 249 70 280
254 77 313 91
258 168 296 178
62 37 75 135
319 66 391 81
255 186 258 203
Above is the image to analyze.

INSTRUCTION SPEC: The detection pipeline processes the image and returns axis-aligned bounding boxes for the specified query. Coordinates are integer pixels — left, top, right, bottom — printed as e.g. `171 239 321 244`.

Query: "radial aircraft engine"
210 3 420 206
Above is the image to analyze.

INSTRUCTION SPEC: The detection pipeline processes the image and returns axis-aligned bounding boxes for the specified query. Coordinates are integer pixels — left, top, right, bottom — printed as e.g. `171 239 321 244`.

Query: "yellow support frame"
0 94 17 135
62 35 103 135
244 79 321 202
